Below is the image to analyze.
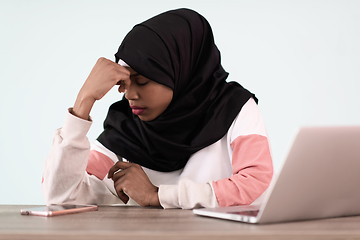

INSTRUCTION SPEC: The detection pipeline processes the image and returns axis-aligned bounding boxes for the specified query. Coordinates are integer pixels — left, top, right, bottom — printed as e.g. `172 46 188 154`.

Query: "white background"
1 0 359 204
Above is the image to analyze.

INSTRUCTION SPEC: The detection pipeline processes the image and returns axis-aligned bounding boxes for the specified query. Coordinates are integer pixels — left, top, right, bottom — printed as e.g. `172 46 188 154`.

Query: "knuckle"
97 57 106 63
132 163 140 169
125 172 133 179
123 179 131 186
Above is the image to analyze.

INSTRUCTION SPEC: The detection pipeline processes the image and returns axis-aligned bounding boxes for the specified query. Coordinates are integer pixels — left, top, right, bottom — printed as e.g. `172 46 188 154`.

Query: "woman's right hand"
72 57 130 120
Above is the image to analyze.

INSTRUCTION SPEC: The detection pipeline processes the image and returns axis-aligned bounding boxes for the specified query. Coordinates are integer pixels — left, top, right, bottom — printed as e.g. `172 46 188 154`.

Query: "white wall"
1 0 359 204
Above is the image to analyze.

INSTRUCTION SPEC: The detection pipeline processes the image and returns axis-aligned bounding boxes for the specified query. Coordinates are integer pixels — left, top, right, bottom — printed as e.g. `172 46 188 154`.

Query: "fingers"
108 162 160 207
81 57 131 101
108 161 132 178
111 168 127 183
94 57 130 82
112 166 138 205
117 80 130 93
108 161 133 204
111 162 142 182
117 80 128 94
116 190 130 204
111 166 132 204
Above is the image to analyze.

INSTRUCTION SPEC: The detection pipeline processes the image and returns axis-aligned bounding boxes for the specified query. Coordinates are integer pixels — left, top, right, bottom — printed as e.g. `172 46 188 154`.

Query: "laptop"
193 126 360 224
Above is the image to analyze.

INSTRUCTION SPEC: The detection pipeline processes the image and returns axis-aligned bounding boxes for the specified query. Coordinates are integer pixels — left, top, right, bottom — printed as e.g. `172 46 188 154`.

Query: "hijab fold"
97 8 257 172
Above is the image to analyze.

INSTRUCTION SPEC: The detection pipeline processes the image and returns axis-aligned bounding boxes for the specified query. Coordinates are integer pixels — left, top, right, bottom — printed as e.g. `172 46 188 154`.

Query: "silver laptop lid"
193 126 360 224
257 126 360 223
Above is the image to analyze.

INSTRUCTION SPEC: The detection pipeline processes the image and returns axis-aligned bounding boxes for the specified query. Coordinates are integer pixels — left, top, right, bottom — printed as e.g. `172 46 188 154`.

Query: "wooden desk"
1 205 360 240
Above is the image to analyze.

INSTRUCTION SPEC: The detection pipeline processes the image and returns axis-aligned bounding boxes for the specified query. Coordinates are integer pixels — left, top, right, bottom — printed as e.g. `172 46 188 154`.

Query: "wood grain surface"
1 205 360 240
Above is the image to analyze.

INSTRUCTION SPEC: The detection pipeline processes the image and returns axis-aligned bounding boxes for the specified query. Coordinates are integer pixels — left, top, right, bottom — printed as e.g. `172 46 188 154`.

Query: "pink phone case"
20 204 98 217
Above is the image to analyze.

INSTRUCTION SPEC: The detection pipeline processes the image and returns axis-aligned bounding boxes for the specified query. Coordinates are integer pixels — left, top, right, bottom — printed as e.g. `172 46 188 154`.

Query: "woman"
42 8 273 209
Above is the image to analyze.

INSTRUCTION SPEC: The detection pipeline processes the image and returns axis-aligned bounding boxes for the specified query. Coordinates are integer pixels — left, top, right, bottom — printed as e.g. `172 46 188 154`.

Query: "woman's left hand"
108 161 161 207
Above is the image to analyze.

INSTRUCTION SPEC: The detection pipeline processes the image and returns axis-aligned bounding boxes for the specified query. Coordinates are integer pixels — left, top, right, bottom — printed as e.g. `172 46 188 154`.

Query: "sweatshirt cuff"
158 185 179 209
61 108 93 142
158 180 219 209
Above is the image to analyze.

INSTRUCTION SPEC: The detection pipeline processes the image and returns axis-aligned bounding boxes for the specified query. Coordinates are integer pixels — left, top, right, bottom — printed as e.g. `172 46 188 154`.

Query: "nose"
123 81 139 100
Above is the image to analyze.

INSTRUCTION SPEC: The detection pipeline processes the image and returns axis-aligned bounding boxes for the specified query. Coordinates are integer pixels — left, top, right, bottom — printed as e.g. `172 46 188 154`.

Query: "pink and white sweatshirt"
42 98 273 209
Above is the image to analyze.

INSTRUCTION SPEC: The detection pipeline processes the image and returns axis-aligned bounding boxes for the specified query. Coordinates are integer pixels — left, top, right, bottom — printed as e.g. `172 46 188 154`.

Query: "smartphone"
20 204 98 217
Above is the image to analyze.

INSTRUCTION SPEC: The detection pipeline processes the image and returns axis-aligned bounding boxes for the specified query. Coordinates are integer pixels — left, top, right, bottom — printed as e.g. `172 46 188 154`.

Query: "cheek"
161 92 173 109
144 87 173 110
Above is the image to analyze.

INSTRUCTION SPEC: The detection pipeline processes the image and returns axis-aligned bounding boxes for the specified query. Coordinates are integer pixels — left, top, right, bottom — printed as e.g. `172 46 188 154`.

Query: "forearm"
42 58 132 204
212 134 273 207
41 109 93 205
72 91 96 120
158 178 219 209
71 57 130 121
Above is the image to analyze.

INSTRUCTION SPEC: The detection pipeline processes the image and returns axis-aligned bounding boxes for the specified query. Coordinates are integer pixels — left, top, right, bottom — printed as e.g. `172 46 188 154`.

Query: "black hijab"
97 8 257 172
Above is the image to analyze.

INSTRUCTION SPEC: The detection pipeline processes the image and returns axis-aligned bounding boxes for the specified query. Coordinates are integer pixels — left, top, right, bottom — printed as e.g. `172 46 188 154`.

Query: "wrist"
149 187 161 207
72 94 96 120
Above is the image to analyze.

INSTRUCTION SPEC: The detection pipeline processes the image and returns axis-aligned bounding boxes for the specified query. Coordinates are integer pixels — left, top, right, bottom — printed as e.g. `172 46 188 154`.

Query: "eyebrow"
131 73 140 77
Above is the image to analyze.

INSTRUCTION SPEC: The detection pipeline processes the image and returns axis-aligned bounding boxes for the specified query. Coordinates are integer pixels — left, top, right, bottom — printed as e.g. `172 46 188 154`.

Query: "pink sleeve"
212 134 273 207
86 150 115 181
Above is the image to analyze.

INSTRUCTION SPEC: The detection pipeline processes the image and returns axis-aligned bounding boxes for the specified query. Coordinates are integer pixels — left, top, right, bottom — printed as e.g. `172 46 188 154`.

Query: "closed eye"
137 81 149 86
130 73 150 86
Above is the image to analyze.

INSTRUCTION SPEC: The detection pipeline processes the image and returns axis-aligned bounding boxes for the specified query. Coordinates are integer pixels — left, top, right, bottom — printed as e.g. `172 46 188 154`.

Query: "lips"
130 106 145 115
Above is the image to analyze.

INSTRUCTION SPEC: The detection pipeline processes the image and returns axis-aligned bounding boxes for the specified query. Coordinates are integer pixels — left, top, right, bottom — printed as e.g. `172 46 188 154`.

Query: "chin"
138 115 153 121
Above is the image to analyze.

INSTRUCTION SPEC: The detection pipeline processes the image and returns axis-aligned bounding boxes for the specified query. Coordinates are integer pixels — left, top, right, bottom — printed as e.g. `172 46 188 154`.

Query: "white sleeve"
41 109 116 205
158 178 219 209
157 98 271 209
